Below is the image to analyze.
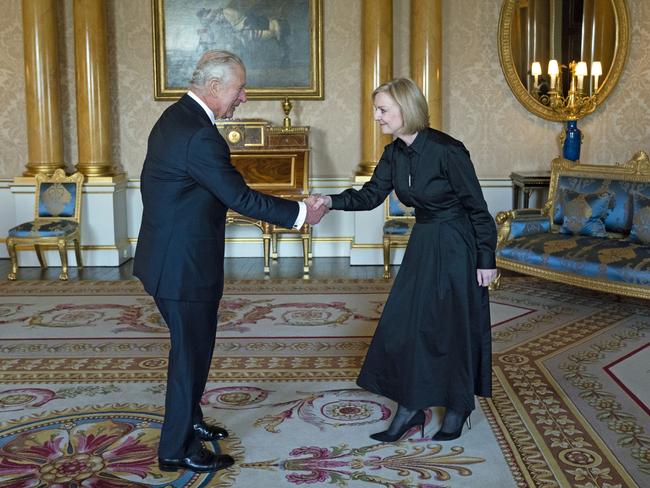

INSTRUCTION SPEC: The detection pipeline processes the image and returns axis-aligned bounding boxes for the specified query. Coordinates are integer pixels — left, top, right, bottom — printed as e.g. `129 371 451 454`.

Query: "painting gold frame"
152 0 323 100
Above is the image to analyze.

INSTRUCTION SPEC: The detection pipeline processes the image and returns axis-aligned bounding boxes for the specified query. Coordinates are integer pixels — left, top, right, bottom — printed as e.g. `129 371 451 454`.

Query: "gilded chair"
383 191 415 278
6 169 84 281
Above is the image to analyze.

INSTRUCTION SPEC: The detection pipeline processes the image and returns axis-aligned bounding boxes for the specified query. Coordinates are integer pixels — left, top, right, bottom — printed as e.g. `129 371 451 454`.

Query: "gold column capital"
357 0 393 177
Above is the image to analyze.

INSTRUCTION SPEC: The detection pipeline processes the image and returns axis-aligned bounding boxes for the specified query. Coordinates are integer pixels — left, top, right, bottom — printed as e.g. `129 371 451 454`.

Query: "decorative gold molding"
350 243 384 249
13 244 128 252
497 0 630 122
496 257 649 300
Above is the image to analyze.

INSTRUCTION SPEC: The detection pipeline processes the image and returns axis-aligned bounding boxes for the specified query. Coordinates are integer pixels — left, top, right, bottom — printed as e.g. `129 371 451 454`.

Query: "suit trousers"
154 297 220 458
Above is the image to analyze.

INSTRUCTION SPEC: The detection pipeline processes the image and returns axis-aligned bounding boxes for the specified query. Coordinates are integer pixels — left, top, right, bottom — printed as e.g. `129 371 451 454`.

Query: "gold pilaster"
410 0 442 130
21 0 64 177
73 0 117 177
357 0 393 177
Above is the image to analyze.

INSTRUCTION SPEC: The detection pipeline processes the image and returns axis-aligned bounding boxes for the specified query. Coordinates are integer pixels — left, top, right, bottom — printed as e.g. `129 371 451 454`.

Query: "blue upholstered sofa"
495 151 650 299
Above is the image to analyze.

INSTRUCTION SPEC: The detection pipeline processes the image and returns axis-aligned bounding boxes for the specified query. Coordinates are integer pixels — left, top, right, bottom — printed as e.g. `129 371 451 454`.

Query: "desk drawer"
267 133 308 148
232 154 304 191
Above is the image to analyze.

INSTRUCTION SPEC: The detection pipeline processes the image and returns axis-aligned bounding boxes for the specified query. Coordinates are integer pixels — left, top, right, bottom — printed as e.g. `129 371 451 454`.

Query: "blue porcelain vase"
562 120 582 161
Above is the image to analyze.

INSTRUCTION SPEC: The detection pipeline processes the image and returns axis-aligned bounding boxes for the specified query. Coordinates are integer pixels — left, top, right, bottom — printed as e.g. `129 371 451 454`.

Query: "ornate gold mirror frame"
498 0 630 121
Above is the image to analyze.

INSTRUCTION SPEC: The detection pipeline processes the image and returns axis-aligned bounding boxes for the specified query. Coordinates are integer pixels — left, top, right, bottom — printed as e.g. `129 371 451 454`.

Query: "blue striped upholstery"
498 233 650 285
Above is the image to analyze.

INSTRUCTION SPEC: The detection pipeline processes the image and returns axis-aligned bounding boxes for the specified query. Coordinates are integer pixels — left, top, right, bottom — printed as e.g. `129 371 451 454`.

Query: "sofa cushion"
552 176 650 234
511 215 551 238
629 192 650 245
559 190 614 237
497 233 650 286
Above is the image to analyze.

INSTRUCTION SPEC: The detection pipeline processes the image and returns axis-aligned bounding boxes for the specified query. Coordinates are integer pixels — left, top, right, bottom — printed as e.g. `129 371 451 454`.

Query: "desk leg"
512 186 520 209
302 232 310 274
271 233 278 260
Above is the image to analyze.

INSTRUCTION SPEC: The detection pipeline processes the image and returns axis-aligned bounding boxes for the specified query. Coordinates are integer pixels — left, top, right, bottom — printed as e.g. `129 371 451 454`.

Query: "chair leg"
57 239 69 281
302 232 310 275
74 239 83 268
262 233 271 274
383 237 391 279
6 238 18 280
34 244 47 269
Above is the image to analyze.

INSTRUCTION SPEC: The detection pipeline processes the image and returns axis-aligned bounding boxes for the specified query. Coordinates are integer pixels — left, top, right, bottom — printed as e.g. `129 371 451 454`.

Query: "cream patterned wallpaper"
0 0 648 179
0 0 27 173
444 0 650 174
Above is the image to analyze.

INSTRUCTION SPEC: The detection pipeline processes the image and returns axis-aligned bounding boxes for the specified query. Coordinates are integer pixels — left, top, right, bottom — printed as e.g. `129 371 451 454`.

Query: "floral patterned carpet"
0 277 647 487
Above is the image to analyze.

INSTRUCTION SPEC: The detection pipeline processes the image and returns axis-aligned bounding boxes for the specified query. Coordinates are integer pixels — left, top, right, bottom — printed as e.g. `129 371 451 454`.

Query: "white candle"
548 59 559 90
591 61 603 92
576 62 588 90
531 62 542 88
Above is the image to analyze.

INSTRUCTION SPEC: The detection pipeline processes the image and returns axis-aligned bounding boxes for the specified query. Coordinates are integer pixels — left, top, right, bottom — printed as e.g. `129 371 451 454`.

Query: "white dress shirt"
187 90 306 229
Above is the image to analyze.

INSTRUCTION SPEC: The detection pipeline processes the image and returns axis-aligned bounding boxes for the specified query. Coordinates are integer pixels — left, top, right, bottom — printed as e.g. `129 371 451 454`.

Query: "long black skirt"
356 219 492 413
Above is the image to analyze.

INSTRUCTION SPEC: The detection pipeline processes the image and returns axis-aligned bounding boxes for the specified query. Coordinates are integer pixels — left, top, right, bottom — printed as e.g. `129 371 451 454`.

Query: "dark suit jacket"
134 94 298 301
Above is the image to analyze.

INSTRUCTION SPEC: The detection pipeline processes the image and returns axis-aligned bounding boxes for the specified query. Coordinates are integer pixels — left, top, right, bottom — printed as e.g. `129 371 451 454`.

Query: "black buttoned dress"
330 128 497 413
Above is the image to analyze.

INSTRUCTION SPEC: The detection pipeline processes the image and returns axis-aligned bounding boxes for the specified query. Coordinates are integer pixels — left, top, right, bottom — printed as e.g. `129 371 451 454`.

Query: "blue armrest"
496 208 550 249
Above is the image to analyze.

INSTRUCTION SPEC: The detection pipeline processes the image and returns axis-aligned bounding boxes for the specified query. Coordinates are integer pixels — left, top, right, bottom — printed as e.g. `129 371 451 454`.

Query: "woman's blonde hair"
372 78 429 134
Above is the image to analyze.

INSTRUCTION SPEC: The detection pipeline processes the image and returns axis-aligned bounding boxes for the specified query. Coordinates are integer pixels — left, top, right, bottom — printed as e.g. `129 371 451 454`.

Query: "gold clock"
227 130 242 144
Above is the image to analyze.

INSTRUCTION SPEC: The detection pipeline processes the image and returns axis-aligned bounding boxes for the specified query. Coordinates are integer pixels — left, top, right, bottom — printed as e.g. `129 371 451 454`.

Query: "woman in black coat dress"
308 78 497 442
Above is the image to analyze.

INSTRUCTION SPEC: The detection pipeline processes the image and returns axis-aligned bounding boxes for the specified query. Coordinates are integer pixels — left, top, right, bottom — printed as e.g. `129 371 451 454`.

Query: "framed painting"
152 0 323 100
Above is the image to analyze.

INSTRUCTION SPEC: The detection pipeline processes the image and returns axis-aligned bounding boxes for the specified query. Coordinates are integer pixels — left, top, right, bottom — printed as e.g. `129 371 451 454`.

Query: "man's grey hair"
189 50 245 88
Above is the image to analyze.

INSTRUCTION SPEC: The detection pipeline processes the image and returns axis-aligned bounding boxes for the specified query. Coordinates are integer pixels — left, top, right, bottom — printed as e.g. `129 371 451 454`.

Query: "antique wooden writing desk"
216 119 311 273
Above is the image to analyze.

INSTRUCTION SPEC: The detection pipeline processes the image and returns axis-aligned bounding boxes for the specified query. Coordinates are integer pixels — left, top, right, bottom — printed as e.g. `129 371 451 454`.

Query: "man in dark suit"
134 50 326 473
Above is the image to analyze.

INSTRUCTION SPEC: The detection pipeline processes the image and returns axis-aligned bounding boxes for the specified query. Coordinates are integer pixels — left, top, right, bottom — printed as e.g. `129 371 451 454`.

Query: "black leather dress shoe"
158 448 234 473
193 421 229 441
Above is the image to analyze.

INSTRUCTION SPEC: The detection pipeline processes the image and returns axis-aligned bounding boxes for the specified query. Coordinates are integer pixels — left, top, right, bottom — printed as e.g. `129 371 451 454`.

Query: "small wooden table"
510 170 551 209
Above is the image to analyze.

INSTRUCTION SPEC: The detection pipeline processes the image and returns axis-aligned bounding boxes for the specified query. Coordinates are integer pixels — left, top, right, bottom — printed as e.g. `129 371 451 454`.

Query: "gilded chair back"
382 191 415 278
385 191 415 219
34 170 84 222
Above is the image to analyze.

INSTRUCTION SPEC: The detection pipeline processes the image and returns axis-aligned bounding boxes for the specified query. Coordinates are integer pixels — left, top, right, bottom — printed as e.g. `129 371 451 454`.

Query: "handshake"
304 194 332 225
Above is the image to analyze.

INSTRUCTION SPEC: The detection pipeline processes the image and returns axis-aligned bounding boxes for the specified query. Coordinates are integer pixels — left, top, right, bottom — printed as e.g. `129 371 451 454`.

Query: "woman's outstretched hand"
476 268 498 287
